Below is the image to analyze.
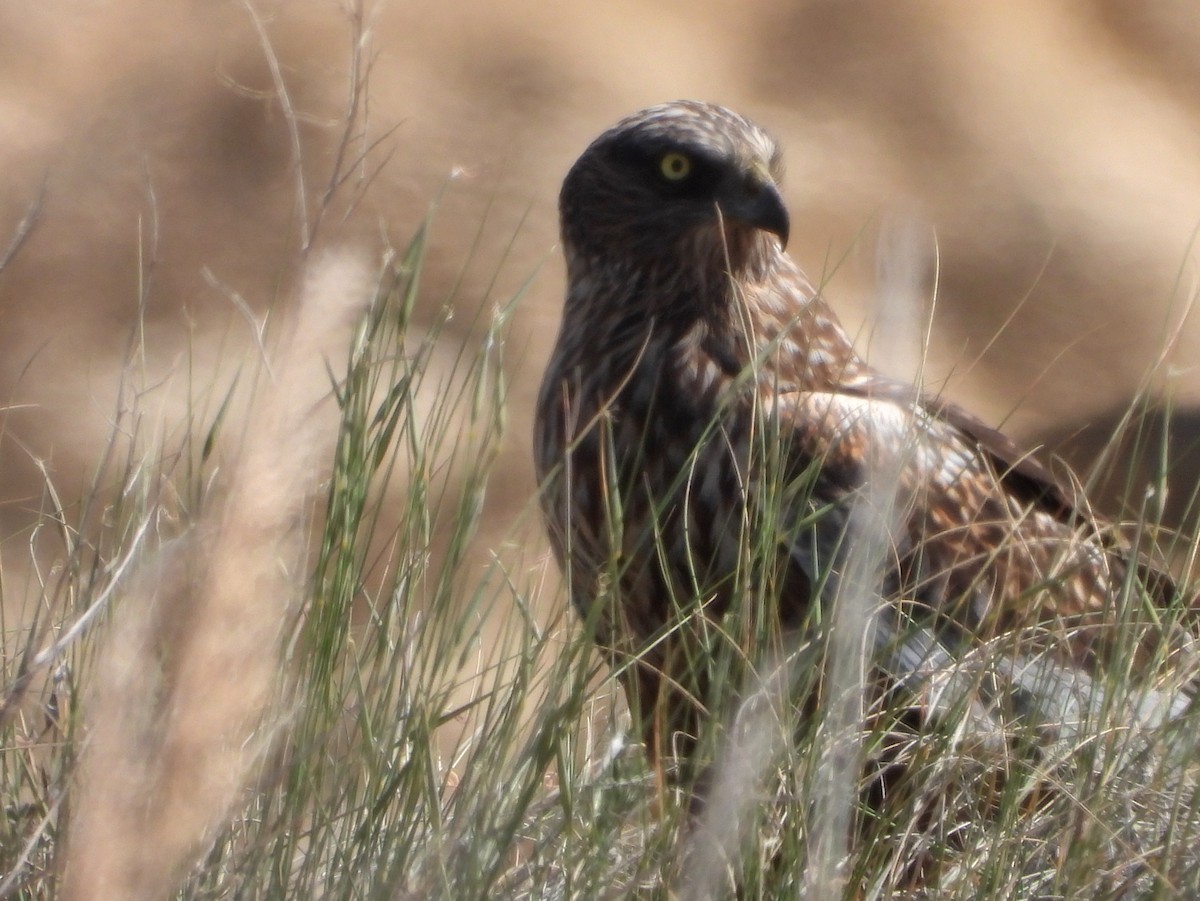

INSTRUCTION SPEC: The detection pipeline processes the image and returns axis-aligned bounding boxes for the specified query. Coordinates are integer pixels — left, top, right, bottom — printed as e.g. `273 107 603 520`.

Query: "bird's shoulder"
772 372 1075 519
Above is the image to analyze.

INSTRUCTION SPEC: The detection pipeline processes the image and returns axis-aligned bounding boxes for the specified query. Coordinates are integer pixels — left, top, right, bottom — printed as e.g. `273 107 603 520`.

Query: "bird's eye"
659 152 692 181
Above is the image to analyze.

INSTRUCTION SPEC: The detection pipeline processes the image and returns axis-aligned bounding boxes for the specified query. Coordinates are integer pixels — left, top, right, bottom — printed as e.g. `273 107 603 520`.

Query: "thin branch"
202 267 275 380
0 180 46 274
31 514 156 671
241 0 309 247
307 0 369 251
0 789 66 899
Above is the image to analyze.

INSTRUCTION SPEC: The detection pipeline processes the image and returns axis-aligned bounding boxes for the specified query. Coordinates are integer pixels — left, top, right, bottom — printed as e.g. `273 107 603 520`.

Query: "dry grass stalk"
63 252 373 900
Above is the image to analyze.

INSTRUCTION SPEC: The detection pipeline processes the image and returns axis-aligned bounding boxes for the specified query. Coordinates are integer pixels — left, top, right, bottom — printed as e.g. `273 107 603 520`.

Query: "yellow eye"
659 152 692 181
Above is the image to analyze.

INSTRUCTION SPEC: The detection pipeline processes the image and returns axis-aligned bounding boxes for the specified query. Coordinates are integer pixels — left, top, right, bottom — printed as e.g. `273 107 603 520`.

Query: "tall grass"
3 212 1200 899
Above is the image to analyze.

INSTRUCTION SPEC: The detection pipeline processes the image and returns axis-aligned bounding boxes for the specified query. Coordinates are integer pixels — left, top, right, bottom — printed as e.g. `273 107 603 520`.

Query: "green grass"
2 210 1199 898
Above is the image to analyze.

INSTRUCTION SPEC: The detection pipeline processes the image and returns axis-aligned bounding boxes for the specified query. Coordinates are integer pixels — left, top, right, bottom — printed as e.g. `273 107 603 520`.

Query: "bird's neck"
559 233 767 336
556 240 866 396
734 250 870 394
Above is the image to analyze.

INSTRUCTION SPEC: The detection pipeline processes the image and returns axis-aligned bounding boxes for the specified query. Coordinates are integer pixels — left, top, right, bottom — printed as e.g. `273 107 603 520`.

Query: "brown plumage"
534 101 1190 776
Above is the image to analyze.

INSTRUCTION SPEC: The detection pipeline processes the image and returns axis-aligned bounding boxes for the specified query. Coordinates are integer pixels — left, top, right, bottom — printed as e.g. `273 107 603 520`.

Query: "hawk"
534 101 1191 784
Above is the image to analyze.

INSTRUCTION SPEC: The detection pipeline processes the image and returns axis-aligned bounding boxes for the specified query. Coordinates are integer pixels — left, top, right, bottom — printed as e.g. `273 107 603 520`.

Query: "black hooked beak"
717 162 790 250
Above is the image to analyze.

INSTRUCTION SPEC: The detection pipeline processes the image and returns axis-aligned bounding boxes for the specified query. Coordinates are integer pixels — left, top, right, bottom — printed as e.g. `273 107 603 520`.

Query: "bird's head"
559 101 790 285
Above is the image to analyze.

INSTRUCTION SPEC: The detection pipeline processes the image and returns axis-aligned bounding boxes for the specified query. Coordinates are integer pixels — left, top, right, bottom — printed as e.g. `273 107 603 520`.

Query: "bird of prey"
534 101 1192 784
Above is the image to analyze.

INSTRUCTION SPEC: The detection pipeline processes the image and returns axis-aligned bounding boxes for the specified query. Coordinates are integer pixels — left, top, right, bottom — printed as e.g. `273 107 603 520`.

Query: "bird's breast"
535 335 751 632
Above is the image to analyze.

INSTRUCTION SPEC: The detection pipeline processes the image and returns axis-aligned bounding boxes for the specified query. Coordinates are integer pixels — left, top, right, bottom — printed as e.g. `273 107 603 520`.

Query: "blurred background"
3 0 1200 611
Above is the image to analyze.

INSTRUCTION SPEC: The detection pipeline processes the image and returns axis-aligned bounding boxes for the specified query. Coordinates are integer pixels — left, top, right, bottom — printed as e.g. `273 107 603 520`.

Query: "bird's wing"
841 374 1077 519
871 376 1189 606
772 379 1140 646
805 373 1184 599
771 379 1195 741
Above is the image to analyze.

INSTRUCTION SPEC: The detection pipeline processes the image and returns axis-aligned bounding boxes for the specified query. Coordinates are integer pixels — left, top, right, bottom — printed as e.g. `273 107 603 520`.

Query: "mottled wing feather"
843 375 1075 517
774 384 1121 660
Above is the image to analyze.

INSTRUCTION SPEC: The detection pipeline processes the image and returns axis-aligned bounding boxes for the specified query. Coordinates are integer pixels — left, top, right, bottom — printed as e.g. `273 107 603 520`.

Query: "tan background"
3 1 1200 605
